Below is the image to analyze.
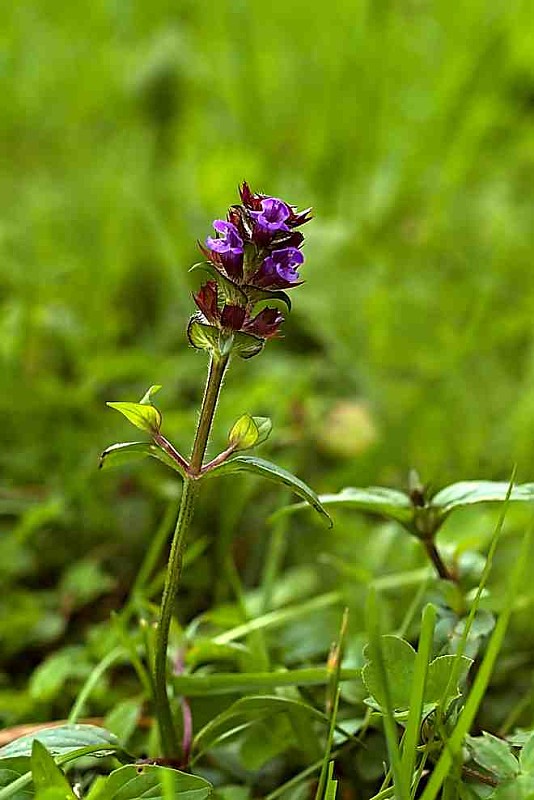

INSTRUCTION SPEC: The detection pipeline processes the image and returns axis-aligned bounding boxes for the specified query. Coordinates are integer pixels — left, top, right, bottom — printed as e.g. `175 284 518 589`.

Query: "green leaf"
187 316 222 354
139 384 162 405
213 788 250 800
424 655 472 703
466 733 519 781
96 764 212 799
490 774 534 800
324 762 338 800
278 486 414 525
106 403 161 435
194 695 326 755
29 647 91 702
190 261 247 305
246 286 292 312
251 417 272 446
520 732 534 775
362 636 417 712
206 455 331 526
231 331 264 359
99 441 184 475
431 481 534 517
0 725 119 762
362 635 472 713
0 766 33 800
104 699 142 747
31 741 74 796
35 790 77 800
0 736 127 800
228 415 272 451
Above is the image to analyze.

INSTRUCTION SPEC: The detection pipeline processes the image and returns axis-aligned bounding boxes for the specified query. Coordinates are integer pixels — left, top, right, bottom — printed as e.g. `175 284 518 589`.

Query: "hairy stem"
153 353 230 758
189 354 230 475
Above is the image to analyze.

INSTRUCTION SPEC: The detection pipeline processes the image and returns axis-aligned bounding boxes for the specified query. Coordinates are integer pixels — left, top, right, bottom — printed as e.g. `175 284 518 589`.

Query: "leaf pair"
280 480 534 537
362 634 472 715
102 390 331 526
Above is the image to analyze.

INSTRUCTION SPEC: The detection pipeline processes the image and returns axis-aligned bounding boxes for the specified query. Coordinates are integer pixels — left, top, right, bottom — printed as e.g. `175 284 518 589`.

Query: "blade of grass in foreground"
324 761 338 799
314 609 348 800
366 588 410 800
401 603 436 796
420 517 533 800
438 470 516 715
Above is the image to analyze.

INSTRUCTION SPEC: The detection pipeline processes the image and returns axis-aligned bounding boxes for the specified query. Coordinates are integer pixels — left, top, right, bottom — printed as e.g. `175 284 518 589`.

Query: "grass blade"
401 603 436 796
420 517 533 800
366 588 409 800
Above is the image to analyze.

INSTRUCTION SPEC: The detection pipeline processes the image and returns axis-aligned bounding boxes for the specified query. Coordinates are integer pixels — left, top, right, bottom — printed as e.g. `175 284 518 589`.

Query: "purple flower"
206 220 244 279
253 247 304 289
251 198 291 241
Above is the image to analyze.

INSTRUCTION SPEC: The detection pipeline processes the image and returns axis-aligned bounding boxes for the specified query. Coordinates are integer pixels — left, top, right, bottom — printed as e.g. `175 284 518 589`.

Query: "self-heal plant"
100 183 330 761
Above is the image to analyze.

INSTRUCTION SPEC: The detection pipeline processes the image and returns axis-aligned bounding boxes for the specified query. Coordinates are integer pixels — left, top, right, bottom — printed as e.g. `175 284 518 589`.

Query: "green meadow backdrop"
3 0 534 731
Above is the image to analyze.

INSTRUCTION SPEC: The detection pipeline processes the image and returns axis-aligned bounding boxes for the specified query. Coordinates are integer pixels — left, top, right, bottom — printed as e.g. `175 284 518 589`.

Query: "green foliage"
6 1 534 797
362 635 471 714
99 441 183 474
106 403 162 436
0 726 121 762
88 765 212 799
30 741 75 798
207 455 332 525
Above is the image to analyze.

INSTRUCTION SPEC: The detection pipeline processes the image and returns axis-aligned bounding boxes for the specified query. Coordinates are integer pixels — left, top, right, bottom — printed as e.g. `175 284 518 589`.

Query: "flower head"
192 183 310 354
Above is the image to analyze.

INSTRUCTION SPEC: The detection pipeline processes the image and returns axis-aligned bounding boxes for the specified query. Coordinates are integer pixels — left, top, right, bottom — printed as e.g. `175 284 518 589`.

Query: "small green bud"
228 414 272 451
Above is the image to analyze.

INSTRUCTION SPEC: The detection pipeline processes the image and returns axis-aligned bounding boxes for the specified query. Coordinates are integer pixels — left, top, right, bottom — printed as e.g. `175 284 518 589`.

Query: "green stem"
153 353 230 758
190 354 230 475
422 538 454 582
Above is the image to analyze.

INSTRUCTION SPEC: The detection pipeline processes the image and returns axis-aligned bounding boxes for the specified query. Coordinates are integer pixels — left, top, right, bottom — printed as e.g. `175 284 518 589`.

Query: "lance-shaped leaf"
206 454 331 526
431 481 534 519
228 415 272 451
99 441 185 476
31 741 76 797
276 486 414 526
106 402 161 435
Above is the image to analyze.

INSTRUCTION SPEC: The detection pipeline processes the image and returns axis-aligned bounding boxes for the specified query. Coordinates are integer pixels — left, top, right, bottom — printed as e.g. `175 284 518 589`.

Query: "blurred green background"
3 0 534 727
